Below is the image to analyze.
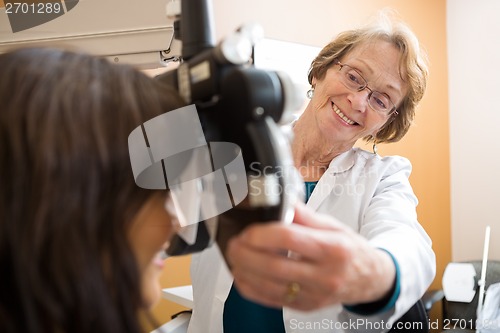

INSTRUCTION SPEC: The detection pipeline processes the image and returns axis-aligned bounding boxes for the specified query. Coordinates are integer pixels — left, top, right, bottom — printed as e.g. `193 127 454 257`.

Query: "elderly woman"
188 12 436 333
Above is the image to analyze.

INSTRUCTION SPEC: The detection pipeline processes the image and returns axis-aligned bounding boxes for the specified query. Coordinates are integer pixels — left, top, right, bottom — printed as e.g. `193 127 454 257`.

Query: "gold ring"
285 282 301 303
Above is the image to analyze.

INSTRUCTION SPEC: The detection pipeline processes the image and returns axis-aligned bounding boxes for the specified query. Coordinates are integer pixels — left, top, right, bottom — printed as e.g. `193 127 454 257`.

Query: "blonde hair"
308 10 429 143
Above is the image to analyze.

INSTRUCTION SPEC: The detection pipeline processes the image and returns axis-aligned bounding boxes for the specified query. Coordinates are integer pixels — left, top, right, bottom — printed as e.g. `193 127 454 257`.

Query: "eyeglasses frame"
333 59 398 117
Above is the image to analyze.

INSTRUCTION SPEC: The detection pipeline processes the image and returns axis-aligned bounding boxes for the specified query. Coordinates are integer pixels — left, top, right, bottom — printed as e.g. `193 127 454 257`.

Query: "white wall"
448 0 500 261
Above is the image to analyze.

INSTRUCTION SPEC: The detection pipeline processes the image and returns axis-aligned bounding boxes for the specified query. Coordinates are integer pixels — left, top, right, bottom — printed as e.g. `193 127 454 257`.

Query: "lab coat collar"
327 148 356 175
306 148 356 211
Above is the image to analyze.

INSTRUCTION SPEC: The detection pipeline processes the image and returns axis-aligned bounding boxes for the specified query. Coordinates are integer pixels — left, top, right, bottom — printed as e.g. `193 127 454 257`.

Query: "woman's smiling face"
310 39 407 148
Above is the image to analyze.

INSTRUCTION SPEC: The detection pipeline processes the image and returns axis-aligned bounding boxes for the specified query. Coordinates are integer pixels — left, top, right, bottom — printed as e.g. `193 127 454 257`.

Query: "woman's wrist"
344 249 400 315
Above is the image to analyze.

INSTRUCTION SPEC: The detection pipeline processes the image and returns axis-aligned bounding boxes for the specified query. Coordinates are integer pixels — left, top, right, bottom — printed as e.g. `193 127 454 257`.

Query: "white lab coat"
187 148 436 333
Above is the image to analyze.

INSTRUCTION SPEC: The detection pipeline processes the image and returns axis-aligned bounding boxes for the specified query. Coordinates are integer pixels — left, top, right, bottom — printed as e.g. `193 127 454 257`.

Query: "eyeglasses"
334 59 398 117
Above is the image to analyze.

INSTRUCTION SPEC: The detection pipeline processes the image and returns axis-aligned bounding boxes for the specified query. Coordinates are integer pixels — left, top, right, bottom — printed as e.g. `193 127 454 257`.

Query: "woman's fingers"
226 203 396 310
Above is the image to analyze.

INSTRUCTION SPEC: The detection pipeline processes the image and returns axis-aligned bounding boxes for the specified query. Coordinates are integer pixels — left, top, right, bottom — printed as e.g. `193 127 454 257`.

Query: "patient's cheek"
141 264 164 308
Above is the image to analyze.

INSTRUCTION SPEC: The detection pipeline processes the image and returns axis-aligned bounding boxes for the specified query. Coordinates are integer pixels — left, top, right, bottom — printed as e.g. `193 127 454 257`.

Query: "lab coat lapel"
306 149 356 211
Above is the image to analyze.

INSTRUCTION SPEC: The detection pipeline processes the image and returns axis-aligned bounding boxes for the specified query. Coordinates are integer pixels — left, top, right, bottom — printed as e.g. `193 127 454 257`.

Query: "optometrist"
187 11 436 333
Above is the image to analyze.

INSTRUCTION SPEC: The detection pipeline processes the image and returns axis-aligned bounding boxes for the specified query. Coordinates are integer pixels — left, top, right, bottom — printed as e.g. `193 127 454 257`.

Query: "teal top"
222 181 400 332
222 182 318 333
223 286 285 333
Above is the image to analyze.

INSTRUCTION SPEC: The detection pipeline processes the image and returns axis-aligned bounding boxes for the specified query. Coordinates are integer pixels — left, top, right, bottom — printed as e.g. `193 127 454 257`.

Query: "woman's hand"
226 202 396 311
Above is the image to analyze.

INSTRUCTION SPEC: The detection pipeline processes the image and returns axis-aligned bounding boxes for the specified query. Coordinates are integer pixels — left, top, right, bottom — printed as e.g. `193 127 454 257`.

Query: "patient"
0 47 185 333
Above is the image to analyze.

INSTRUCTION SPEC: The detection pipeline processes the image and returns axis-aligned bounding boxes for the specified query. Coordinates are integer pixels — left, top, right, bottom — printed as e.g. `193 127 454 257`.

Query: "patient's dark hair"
0 47 185 333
